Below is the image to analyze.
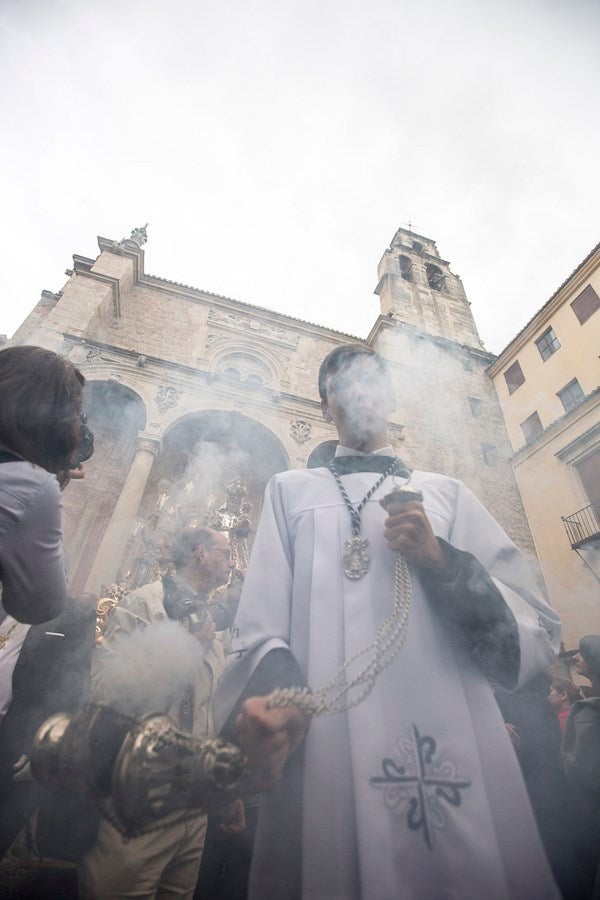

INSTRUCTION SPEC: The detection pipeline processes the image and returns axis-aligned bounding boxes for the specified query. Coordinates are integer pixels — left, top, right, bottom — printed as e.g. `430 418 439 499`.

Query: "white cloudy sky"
0 0 598 354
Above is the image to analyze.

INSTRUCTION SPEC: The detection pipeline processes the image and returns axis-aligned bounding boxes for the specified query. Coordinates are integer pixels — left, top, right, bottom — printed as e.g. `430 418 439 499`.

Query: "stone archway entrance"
119 411 288 589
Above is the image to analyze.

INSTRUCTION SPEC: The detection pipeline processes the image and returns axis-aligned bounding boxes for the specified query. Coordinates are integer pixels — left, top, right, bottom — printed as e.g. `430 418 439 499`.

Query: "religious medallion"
343 536 371 579
328 458 400 580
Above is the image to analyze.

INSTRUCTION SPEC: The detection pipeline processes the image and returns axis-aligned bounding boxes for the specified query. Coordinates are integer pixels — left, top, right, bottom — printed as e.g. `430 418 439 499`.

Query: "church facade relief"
290 418 312 444
155 384 181 415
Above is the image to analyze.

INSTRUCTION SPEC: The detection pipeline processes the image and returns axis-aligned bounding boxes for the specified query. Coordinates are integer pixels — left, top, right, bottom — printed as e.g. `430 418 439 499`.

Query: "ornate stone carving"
208 309 299 348
137 355 148 368
155 385 181 415
86 346 101 363
137 438 160 456
216 353 271 386
389 422 405 442
290 418 312 444
120 224 148 248
59 340 88 365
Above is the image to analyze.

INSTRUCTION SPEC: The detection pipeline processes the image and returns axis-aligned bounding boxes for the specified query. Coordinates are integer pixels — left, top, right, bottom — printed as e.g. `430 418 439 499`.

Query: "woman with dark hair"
0 345 88 625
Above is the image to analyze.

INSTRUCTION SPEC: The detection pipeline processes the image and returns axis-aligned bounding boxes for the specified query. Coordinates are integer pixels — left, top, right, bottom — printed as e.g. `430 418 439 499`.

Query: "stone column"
84 435 160 595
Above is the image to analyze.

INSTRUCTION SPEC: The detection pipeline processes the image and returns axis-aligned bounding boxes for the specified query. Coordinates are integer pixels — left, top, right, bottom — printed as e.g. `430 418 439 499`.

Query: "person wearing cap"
563 634 600 894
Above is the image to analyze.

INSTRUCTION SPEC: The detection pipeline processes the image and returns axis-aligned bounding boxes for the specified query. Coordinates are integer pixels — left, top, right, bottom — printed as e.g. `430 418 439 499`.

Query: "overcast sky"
1 0 598 354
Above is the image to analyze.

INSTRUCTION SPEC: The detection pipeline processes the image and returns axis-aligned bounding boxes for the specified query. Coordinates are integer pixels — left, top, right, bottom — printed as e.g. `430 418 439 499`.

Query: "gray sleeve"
428 478 560 690
421 539 520 688
1 475 68 624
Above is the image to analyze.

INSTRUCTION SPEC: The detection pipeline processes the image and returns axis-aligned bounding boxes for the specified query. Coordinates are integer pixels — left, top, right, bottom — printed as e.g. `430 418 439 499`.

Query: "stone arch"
77 361 153 419
83 379 147 433
215 351 272 386
122 409 289 584
307 440 338 468
205 340 289 388
160 409 288 477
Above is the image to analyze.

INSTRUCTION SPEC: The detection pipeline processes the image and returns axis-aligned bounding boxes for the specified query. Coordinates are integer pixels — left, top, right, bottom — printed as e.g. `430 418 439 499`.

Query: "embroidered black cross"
370 724 471 849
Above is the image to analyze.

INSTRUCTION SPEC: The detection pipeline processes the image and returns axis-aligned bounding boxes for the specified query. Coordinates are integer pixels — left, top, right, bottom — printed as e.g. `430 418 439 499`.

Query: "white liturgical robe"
216 466 562 900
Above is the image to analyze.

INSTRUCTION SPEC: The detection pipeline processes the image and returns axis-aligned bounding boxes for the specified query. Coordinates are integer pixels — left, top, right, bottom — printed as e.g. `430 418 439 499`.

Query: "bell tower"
374 227 483 348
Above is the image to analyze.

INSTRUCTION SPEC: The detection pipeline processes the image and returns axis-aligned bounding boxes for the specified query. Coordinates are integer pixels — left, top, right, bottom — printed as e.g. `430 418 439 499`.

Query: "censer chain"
268 550 411 717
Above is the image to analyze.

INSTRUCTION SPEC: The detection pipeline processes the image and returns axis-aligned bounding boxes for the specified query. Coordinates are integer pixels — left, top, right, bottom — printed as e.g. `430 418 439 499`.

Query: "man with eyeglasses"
79 526 241 900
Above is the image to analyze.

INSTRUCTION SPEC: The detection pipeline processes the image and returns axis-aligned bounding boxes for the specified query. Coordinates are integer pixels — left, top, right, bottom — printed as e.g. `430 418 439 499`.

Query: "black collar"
330 455 411 477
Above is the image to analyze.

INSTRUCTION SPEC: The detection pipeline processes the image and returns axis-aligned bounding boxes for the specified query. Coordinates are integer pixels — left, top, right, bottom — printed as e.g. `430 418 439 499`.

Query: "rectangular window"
504 360 525 395
535 327 560 361
571 285 600 325
521 411 543 445
557 379 585 413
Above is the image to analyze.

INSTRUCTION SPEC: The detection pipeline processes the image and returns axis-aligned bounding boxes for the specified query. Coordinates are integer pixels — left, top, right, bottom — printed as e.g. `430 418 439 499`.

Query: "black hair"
317 344 387 403
0 345 85 474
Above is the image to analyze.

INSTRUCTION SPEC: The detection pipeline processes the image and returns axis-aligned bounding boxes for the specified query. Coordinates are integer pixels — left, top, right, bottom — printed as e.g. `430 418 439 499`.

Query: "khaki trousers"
78 811 207 900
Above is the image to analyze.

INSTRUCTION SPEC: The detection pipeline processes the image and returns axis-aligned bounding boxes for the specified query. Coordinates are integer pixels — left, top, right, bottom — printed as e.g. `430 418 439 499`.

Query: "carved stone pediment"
207 308 299 349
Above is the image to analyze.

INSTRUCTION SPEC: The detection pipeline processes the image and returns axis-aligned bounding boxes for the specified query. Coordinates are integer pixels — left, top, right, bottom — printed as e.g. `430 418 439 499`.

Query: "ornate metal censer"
31 705 250 834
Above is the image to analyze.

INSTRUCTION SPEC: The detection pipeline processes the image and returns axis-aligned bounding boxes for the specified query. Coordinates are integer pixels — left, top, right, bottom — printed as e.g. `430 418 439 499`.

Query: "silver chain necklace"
268 470 418 718
327 458 398 579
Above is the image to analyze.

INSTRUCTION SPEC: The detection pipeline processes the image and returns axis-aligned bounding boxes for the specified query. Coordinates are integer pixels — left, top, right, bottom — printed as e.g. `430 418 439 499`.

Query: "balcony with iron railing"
562 500 600 549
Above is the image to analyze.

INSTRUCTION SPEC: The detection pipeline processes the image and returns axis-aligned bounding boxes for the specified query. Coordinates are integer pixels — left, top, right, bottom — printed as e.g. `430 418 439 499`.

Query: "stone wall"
11 232 537 590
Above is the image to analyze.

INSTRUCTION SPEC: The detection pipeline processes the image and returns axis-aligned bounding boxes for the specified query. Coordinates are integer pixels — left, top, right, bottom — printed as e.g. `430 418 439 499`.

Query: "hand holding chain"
268 481 423 717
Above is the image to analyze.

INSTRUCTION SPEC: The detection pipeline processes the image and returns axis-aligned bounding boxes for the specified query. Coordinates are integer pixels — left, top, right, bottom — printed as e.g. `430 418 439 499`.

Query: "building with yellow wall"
489 242 600 648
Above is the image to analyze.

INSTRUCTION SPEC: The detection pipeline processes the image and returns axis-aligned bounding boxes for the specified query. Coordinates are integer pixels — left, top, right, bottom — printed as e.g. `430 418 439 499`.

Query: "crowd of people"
0 342 598 899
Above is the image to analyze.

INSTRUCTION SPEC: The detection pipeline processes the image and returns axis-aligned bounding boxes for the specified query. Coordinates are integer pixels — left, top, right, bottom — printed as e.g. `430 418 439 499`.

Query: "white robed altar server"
215 344 561 900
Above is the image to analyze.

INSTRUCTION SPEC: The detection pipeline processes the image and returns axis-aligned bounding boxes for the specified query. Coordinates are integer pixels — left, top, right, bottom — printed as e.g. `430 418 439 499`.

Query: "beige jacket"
92 580 225 739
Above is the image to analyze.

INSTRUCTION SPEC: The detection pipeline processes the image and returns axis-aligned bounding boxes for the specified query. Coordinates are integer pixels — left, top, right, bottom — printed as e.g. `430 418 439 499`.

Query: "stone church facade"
10 225 535 598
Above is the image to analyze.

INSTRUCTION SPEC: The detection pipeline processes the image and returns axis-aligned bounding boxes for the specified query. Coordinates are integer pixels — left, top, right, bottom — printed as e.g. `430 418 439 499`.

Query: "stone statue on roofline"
120 224 148 248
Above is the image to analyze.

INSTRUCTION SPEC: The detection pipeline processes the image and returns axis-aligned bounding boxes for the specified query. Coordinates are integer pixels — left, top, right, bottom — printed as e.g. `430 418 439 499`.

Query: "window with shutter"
571 285 600 325
521 411 543 445
504 360 525 395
